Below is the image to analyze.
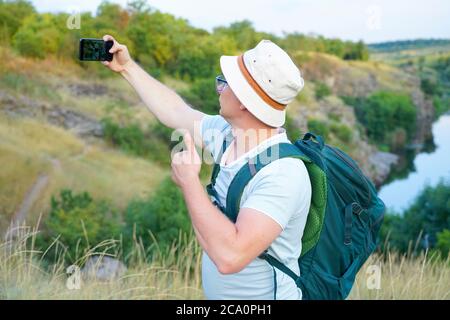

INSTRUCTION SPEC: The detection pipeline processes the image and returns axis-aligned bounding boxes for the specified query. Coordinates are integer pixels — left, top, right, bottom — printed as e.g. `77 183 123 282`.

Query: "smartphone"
79 38 114 61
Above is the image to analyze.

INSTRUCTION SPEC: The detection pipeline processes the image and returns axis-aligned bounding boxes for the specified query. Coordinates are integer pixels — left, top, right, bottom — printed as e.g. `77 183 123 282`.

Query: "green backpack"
206 132 385 300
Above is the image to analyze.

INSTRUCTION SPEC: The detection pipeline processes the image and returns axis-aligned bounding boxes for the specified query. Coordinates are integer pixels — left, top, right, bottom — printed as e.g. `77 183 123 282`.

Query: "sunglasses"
215 75 228 95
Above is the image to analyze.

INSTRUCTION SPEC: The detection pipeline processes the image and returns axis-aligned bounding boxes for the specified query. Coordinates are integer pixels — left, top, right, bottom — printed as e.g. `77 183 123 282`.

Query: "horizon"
30 0 450 44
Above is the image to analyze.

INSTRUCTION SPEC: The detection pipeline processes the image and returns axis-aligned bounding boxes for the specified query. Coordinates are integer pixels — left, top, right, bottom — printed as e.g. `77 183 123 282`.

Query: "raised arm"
102 35 205 147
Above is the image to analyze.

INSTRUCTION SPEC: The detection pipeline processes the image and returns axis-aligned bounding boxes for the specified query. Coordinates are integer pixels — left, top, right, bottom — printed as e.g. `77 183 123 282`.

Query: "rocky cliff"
287 52 435 186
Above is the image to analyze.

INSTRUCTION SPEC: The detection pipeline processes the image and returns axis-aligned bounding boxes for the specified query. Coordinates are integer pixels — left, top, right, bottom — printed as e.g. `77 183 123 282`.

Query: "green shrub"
330 122 353 143
102 119 144 153
421 78 439 96
363 91 416 145
314 82 332 100
101 118 173 165
307 118 329 139
123 177 191 255
342 92 417 151
329 113 341 122
436 229 450 257
12 21 43 58
179 77 219 115
37 189 122 263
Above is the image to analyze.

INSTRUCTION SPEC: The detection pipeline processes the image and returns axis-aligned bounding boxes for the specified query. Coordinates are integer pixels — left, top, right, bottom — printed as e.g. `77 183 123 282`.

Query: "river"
378 114 450 213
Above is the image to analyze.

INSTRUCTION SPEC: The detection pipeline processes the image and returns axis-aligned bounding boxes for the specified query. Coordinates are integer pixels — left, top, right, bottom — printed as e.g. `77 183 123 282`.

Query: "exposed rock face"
368 152 399 186
67 83 108 97
46 107 103 137
410 88 435 146
0 90 103 137
81 256 127 281
290 52 435 186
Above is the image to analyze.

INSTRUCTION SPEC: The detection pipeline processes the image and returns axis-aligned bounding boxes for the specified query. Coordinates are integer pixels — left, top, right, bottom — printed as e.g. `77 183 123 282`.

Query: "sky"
30 0 450 43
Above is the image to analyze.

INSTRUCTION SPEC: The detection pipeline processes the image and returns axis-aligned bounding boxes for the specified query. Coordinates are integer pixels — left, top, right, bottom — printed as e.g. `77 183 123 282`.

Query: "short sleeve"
240 158 312 230
200 115 231 162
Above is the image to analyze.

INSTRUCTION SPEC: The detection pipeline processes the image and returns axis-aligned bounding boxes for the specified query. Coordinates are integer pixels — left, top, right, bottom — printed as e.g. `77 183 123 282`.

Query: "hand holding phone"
95 35 133 73
79 38 114 61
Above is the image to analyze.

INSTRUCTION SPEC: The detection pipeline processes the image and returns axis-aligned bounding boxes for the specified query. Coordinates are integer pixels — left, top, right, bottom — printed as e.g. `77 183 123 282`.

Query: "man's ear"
239 104 247 111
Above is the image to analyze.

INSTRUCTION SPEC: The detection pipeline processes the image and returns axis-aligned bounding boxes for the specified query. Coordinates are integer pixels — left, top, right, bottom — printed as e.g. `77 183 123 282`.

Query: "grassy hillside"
368 39 450 120
0 115 167 232
0 47 171 234
0 42 439 231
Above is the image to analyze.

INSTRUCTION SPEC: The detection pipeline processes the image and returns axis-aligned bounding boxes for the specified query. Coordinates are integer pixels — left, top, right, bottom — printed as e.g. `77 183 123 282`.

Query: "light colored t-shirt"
200 115 312 300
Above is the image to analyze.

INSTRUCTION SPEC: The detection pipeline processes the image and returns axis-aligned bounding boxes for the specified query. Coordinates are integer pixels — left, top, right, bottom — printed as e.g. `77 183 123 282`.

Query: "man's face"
219 86 244 121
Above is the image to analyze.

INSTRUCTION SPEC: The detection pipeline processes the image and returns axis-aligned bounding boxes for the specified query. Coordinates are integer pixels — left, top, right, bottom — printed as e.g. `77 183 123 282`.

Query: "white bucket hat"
220 39 304 127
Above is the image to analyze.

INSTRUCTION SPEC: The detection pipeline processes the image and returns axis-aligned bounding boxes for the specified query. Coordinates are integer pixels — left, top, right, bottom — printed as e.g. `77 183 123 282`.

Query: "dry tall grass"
349 251 450 300
0 226 203 300
0 226 448 300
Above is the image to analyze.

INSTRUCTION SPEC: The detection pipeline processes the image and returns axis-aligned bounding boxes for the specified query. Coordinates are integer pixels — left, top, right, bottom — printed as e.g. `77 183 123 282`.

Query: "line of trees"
380 180 450 257
368 39 450 53
0 0 370 82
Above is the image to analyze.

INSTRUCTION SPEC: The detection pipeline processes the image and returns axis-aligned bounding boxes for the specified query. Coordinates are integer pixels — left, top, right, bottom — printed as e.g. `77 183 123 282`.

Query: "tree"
380 180 450 254
214 20 258 51
343 40 369 61
0 0 35 44
13 13 65 58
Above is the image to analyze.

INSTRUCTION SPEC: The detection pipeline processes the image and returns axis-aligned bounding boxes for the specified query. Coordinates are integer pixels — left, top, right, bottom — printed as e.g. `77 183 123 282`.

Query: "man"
102 35 312 300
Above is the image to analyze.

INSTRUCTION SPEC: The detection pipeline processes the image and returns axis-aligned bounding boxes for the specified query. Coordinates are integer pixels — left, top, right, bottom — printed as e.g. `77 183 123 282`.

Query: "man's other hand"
171 132 202 189
101 34 133 72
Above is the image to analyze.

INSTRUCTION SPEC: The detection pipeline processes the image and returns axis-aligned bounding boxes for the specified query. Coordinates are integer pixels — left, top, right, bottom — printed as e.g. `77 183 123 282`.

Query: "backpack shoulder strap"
224 142 311 223
206 128 233 211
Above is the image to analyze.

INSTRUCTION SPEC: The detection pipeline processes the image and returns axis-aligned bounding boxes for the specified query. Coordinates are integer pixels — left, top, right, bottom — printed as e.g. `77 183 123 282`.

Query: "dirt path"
4 151 76 240
4 173 50 240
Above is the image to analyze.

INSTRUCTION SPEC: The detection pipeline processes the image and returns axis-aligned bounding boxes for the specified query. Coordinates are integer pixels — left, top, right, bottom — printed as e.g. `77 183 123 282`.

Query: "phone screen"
79 39 113 61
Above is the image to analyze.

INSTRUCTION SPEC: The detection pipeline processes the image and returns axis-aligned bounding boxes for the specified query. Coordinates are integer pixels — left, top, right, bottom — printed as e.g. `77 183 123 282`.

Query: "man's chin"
219 109 230 121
